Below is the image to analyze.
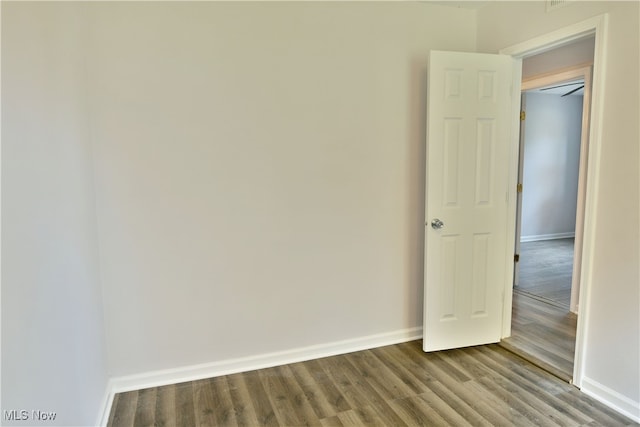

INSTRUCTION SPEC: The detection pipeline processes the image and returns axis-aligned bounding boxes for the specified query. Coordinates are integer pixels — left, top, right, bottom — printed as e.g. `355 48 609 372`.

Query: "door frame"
519 65 593 315
513 92 526 289
498 13 609 389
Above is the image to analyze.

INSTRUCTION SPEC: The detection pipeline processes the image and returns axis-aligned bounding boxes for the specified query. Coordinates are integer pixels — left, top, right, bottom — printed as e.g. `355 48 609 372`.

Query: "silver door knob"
431 218 445 230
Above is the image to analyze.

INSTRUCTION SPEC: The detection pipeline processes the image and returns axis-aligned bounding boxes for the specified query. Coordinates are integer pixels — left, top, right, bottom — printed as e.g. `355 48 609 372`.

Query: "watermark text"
4 409 57 422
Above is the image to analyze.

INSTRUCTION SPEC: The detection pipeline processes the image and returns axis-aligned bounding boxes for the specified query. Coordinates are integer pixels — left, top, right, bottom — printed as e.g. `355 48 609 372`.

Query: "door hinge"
517 183 523 193
514 254 520 262
520 111 526 121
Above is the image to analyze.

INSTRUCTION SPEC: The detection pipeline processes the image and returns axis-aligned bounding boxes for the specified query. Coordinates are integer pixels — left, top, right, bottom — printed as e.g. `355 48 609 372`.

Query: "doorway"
503 56 594 382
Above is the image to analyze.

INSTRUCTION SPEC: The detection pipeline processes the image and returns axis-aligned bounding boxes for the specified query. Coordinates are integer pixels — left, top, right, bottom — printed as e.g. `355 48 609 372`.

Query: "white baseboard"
97 327 422 426
580 376 640 423
520 232 575 243
96 379 116 427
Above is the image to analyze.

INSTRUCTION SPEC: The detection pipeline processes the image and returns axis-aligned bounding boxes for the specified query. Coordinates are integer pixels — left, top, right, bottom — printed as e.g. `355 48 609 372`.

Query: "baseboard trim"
97 327 422 425
520 232 575 243
580 376 640 423
97 379 116 427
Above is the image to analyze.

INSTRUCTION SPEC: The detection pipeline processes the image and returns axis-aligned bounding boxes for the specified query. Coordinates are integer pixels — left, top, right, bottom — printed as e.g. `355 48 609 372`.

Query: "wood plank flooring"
107 341 637 426
501 291 576 382
517 238 574 309
505 238 577 381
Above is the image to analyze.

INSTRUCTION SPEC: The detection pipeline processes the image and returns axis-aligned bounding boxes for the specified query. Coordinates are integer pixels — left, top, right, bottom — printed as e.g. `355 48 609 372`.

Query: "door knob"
431 218 445 230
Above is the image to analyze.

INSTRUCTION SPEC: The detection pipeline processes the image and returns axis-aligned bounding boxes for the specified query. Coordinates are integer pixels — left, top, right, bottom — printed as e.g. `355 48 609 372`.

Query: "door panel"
423 51 514 352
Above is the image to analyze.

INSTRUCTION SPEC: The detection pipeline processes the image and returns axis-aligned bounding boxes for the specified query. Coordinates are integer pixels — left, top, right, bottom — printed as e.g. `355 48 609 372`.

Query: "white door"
423 51 515 352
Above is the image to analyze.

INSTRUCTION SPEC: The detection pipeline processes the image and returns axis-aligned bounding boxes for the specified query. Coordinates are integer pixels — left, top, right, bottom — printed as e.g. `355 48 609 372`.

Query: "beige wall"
85 2 476 376
1 3 109 425
522 36 594 79
478 0 640 413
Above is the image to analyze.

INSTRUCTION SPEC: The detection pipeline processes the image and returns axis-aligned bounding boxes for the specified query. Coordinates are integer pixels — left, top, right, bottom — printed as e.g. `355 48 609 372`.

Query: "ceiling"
527 79 585 97
428 1 489 10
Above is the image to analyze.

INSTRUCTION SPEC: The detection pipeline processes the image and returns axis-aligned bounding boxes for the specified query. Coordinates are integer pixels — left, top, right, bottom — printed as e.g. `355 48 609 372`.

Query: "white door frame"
520 64 593 315
513 92 526 289
499 14 609 389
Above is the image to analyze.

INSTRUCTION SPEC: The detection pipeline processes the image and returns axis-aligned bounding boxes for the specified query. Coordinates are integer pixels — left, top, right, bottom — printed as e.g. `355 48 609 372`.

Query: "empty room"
2 1 638 426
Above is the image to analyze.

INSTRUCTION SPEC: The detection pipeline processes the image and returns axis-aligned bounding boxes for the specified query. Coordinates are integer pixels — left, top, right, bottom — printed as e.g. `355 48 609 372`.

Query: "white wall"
85 2 476 377
522 36 594 79
521 92 583 240
1 3 109 426
478 0 640 417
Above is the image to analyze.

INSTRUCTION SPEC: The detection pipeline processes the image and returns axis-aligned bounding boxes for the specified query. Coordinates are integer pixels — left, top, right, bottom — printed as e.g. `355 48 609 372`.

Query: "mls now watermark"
4 409 57 421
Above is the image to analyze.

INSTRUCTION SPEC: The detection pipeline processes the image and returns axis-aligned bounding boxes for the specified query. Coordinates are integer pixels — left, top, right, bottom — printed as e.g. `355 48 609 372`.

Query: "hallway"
502 239 577 381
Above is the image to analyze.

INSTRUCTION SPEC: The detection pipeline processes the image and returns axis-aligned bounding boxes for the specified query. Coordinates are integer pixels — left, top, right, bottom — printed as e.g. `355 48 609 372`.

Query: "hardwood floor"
501 291 576 382
517 238 574 309
107 341 637 426
503 238 577 381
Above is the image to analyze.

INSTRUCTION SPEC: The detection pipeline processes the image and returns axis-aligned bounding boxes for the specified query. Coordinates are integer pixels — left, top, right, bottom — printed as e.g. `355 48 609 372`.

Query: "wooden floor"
517 238 574 309
501 291 577 382
504 238 577 381
107 341 637 426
